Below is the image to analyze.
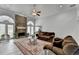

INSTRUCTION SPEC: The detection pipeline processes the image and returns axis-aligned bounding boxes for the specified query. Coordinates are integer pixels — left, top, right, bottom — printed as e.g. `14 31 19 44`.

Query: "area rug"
14 38 52 55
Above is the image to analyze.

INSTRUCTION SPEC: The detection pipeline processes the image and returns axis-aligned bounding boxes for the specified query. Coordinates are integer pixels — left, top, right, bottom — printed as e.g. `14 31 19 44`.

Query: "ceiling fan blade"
37 13 40 16
37 11 41 13
70 4 76 7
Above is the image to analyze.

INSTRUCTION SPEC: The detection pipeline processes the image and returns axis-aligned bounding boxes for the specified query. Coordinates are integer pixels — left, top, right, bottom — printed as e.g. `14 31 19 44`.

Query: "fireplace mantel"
17 27 26 29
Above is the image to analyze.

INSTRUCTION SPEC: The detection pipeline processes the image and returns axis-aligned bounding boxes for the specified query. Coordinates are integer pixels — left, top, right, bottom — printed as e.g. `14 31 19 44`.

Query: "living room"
0 4 79 55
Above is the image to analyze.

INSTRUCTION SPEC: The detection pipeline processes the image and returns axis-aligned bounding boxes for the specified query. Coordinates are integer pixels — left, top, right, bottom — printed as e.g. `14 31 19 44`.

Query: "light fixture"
32 4 41 16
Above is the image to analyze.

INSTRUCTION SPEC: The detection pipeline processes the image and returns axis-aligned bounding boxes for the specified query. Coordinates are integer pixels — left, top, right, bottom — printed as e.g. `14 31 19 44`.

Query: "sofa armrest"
43 44 53 50
50 35 55 38
53 46 64 55
43 44 64 55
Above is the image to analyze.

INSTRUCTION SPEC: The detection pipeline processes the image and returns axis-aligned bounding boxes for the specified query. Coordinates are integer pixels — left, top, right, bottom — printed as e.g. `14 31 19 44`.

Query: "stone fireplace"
16 26 27 38
15 15 27 38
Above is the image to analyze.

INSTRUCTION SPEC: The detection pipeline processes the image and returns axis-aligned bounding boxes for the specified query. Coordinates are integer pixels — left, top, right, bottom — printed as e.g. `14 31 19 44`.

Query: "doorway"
27 21 41 36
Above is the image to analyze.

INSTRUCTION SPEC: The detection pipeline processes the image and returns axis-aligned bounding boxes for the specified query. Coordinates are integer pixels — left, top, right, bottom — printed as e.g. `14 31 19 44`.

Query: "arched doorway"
27 21 34 35
0 15 14 39
27 21 41 36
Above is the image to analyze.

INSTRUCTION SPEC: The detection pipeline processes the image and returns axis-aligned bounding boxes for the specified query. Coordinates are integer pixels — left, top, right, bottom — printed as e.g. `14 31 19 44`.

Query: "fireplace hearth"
18 32 26 38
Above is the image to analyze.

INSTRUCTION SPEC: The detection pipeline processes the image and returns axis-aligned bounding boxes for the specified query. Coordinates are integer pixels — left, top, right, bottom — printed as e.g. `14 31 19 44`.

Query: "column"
33 16 36 35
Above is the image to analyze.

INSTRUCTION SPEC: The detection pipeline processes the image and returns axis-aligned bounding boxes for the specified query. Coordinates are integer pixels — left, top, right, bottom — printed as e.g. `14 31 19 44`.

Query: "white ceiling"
0 4 78 18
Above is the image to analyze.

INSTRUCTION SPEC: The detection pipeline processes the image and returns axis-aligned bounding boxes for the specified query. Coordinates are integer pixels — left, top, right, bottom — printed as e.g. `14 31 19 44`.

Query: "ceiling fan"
32 4 41 16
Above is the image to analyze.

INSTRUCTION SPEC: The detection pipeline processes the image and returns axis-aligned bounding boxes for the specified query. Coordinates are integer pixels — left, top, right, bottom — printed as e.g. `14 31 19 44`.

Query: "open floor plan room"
0 4 79 55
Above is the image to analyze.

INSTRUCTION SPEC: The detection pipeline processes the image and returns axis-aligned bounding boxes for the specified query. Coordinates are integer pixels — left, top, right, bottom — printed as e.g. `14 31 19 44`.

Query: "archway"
27 21 34 35
27 21 41 36
0 15 14 39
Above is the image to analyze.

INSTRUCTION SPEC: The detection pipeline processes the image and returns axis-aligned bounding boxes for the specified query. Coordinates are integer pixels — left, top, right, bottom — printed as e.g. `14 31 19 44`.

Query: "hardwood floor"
0 39 23 55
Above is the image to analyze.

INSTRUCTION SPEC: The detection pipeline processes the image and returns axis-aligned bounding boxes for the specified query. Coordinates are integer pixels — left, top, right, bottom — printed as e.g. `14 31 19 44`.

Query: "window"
0 24 5 39
8 25 14 38
0 15 14 39
27 21 34 26
0 16 14 23
35 26 40 32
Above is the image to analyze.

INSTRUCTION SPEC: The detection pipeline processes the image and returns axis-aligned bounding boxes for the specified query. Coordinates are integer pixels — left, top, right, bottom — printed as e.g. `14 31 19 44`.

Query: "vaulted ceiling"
0 4 78 18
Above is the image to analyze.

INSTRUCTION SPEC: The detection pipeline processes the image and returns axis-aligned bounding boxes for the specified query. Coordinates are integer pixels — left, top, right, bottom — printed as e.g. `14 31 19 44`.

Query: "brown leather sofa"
36 32 55 42
43 35 79 55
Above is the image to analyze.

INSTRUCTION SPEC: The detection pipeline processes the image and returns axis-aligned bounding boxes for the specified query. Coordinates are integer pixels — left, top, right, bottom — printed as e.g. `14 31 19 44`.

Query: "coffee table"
14 38 53 55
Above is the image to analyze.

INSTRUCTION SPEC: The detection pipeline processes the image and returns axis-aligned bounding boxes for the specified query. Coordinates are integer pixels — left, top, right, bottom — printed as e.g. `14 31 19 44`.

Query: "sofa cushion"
63 43 78 55
40 36 50 38
42 32 47 35
46 33 53 36
39 32 43 35
62 35 78 47
53 38 63 48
